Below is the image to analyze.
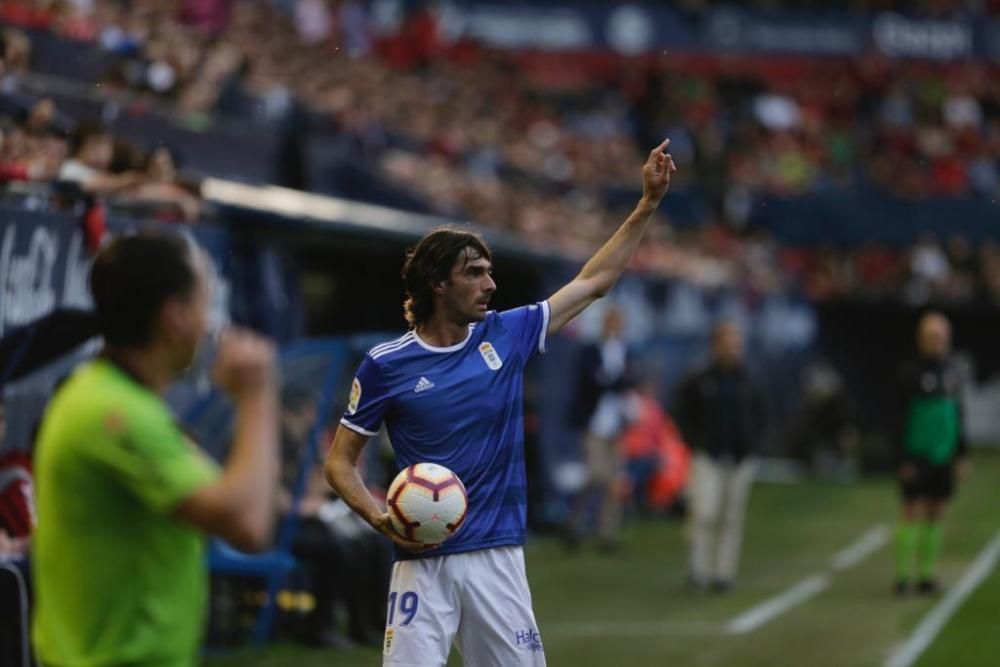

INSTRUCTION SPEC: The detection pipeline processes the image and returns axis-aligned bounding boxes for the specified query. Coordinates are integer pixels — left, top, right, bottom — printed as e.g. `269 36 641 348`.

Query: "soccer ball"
386 463 468 546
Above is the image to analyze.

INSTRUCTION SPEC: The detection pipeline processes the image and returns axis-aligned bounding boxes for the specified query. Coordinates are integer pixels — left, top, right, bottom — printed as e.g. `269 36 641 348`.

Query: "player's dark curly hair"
401 227 492 328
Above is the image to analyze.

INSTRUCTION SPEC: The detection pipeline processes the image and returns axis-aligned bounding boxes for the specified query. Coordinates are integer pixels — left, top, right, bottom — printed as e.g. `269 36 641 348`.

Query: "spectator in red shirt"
0 403 33 559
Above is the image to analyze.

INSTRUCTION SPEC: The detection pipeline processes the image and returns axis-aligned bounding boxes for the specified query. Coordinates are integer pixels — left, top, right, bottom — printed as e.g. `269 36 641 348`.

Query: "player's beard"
468 296 491 322
443 289 490 324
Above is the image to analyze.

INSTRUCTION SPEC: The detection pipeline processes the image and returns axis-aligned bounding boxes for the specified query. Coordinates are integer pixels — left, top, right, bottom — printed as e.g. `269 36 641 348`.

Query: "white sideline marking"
883 531 1000 667
726 523 891 635
725 574 831 635
546 525 893 639
831 524 891 571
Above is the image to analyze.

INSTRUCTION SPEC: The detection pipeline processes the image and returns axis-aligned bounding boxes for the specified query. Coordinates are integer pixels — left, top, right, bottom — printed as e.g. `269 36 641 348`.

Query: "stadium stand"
0 0 996 303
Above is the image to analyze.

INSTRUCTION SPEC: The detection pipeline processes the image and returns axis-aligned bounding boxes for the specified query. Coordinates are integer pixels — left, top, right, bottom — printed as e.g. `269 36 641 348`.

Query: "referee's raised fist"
211 328 278 398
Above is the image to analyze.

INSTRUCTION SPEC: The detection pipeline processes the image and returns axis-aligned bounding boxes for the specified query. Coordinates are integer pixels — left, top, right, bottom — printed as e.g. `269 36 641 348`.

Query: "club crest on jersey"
479 342 503 370
348 377 361 415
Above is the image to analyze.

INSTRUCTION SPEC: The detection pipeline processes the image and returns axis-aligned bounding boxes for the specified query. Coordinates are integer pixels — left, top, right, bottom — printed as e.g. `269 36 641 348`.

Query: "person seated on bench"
279 386 391 648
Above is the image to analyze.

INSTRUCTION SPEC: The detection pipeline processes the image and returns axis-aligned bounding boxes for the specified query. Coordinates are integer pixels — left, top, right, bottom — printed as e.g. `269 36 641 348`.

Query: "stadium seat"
206 540 297 645
192 339 350 646
0 561 30 667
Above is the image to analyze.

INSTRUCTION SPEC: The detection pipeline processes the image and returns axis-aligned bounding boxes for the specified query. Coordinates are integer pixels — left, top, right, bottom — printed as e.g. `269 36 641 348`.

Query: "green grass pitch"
207 450 1000 666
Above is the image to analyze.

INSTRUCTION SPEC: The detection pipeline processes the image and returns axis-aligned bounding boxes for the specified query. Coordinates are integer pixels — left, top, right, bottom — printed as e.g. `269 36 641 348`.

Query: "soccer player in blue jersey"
325 140 676 666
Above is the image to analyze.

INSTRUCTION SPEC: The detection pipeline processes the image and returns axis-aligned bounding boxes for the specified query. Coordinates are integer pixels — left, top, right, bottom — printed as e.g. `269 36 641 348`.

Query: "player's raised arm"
546 139 676 335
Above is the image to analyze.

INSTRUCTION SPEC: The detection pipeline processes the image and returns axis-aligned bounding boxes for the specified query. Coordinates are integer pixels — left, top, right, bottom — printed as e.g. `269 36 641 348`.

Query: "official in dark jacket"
674 321 763 591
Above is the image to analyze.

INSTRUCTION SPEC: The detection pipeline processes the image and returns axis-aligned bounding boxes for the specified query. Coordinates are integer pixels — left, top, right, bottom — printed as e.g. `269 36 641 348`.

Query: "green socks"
897 521 943 582
918 522 943 582
896 522 919 582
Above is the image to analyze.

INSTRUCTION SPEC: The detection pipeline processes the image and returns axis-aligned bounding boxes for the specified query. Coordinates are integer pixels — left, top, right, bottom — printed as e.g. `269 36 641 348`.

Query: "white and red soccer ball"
386 463 468 546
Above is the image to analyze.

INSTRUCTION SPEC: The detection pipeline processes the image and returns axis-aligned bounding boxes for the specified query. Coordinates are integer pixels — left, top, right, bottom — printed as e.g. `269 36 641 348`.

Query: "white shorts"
382 546 546 667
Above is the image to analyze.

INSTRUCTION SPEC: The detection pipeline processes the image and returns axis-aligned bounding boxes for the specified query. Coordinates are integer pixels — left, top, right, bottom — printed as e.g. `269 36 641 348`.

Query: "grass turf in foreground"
206 449 1000 667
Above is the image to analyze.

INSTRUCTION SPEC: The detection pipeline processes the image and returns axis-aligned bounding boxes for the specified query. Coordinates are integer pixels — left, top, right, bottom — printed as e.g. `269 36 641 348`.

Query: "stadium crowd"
0 0 997 302
0 90 201 222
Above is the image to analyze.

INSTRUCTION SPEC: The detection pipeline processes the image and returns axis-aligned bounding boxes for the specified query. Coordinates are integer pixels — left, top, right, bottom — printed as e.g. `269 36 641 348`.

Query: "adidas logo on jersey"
414 376 435 393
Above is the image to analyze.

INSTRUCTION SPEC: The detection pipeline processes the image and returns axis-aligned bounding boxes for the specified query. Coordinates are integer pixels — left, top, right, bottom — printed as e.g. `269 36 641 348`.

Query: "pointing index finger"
649 138 671 158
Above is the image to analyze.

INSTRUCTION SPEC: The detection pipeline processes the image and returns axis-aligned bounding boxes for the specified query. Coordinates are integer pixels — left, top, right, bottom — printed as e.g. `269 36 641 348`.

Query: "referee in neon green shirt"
33 232 281 666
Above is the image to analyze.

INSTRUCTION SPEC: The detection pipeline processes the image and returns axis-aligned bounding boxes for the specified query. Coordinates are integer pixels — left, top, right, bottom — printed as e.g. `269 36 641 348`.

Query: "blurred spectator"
0 127 43 182
58 121 140 194
0 96 68 182
278 386 351 648
980 242 1000 303
21 98 58 137
620 377 691 515
0 27 31 79
674 321 764 592
0 401 34 550
0 444 33 558
179 0 232 35
0 399 32 560
124 146 202 222
565 307 633 551
906 235 952 304
279 386 390 648
787 363 861 481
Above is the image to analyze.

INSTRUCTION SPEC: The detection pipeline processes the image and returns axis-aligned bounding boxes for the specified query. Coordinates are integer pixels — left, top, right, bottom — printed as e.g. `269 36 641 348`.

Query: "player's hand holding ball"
211 328 278 399
372 513 429 553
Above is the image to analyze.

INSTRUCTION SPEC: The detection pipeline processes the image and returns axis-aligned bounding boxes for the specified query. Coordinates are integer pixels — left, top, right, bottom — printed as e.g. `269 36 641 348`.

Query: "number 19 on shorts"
387 591 419 626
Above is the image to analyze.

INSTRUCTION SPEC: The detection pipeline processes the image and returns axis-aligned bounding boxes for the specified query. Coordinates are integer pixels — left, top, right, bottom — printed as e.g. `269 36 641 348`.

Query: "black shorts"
901 462 954 501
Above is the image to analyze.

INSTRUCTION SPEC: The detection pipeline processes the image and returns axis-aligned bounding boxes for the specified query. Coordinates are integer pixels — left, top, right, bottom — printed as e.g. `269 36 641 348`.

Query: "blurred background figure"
57 120 138 195
787 362 861 481
277 385 345 648
675 321 764 592
0 401 32 562
895 312 968 596
124 146 202 222
565 307 633 551
0 444 32 561
32 233 280 667
620 376 691 517
278 385 391 648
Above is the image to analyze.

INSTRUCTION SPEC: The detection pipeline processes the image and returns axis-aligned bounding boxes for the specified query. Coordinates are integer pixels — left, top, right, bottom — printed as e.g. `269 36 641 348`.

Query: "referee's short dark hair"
401 227 491 328
89 231 198 347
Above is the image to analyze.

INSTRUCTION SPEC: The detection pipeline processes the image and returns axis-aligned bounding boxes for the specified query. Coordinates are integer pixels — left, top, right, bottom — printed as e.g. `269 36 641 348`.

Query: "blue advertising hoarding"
373 1 1000 61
